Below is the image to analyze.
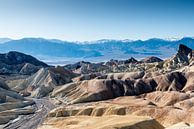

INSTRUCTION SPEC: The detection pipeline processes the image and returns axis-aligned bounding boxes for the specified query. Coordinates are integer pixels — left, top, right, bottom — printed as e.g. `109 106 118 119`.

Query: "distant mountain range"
0 38 12 44
0 37 194 64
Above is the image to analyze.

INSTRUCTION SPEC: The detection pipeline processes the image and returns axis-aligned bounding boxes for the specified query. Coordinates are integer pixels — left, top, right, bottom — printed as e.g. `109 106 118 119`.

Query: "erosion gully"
4 99 55 129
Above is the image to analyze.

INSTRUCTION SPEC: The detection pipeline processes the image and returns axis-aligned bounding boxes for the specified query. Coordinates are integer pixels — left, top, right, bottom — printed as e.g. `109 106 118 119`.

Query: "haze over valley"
0 37 194 65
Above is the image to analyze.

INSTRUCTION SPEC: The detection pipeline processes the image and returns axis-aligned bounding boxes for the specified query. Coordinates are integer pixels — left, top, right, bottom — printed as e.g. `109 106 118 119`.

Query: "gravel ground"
3 99 55 129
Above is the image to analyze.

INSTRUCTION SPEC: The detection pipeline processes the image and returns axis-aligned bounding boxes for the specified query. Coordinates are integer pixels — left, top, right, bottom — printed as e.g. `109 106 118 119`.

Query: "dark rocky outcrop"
123 57 138 64
64 61 108 74
104 58 138 66
0 51 48 66
178 44 192 58
171 44 192 64
0 51 48 75
141 56 163 63
64 61 91 70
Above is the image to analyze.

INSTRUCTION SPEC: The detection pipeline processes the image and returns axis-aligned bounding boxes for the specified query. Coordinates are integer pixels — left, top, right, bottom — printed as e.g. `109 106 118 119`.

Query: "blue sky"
0 0 194 41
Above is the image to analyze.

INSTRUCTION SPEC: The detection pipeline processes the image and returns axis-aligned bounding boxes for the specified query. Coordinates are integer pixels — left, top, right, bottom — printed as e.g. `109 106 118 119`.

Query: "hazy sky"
0 0 194 41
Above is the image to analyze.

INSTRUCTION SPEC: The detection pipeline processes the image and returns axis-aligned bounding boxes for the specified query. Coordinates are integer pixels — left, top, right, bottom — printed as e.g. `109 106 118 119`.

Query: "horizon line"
1 36 194 43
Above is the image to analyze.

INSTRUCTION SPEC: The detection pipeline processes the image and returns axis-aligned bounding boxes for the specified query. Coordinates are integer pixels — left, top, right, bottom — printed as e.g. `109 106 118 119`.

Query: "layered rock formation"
14 66 77 98
51 69 194 104
47 91 194 128
0 79 34 125
43 44 194 129
38 115 164 129
1 44 194 129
